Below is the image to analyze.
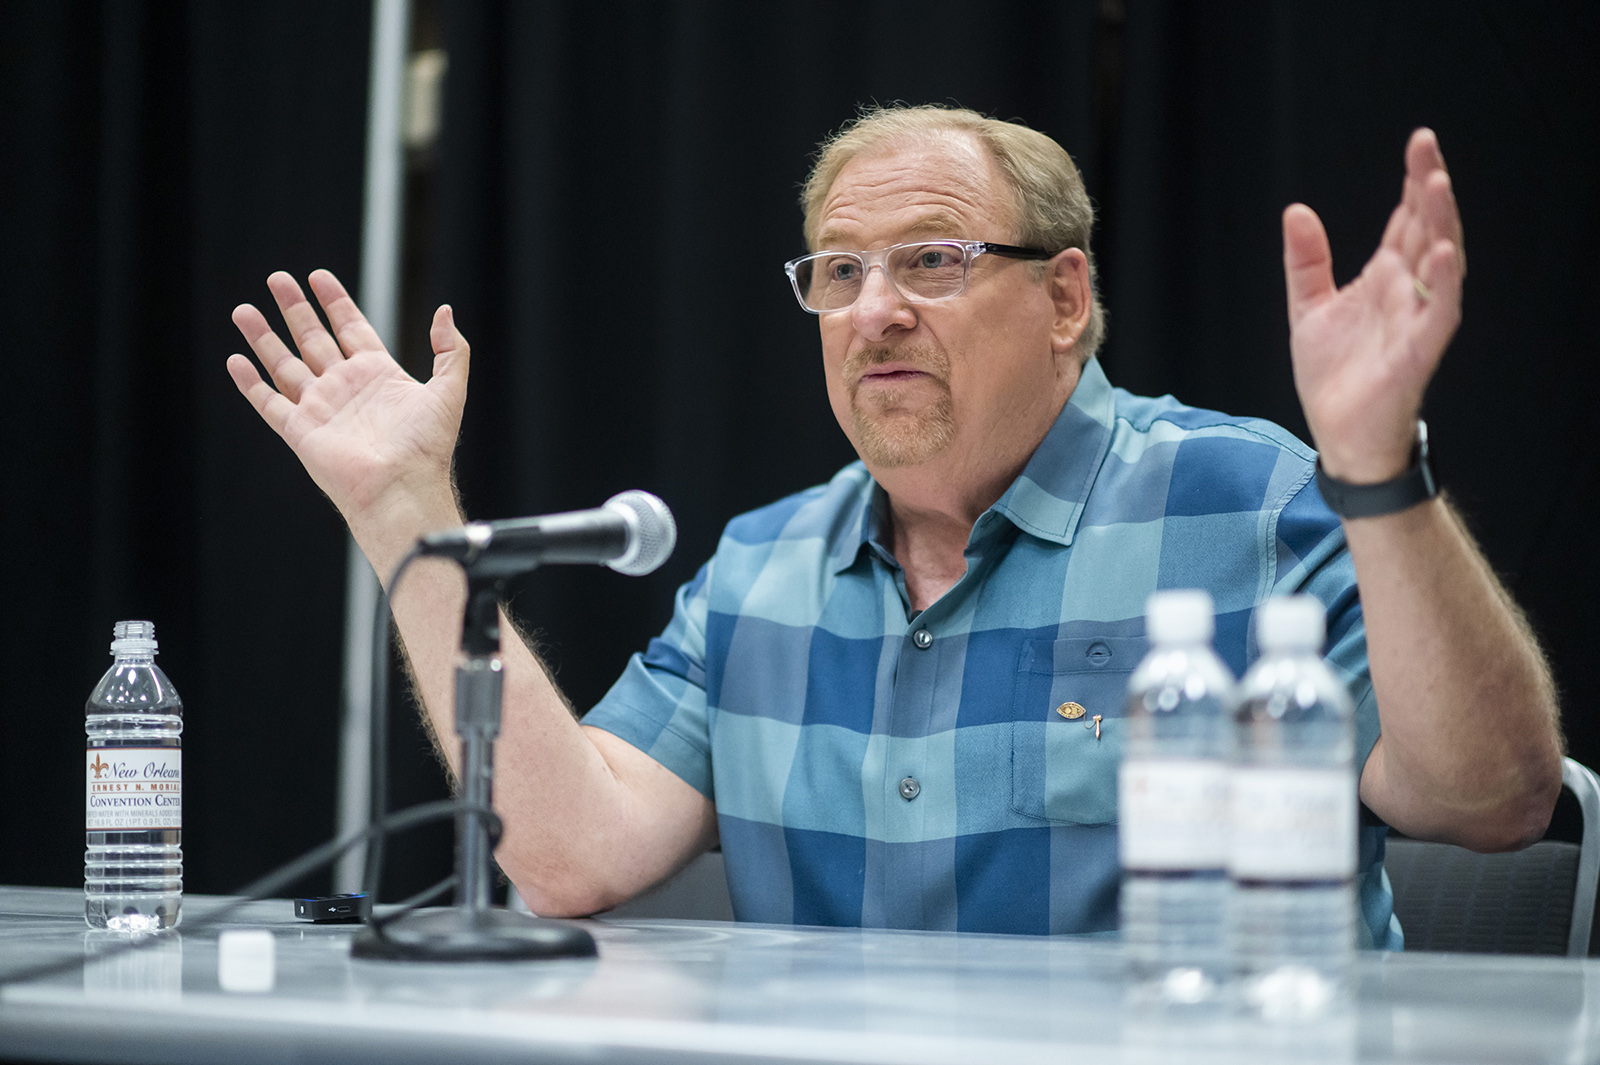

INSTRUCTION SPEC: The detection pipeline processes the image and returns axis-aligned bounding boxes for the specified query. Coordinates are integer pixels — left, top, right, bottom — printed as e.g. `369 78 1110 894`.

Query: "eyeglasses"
783 240 1055 314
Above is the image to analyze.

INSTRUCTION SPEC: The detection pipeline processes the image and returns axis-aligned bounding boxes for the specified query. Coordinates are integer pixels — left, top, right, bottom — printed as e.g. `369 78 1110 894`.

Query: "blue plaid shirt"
584 358 1399 947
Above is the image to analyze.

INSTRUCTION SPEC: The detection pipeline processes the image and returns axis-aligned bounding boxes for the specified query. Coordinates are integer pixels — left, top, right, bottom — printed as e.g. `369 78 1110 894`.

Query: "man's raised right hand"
226 270 469 568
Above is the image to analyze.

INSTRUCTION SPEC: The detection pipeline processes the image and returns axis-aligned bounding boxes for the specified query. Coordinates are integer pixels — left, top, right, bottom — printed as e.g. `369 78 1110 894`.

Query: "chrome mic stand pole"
454 653 501 914
352 575 597 961
453 578 505 917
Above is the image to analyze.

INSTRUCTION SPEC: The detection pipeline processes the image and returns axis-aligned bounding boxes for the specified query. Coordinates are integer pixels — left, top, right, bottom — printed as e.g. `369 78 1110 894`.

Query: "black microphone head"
602 491 676 576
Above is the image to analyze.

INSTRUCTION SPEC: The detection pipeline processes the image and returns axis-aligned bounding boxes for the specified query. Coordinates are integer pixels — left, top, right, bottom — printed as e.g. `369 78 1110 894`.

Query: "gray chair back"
602 851 736 922
1385 756 1600 957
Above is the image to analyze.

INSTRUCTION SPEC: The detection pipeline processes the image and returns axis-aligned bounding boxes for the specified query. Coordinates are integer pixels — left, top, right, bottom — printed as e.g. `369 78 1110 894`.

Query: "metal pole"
336 0 411 893
453 657 505 912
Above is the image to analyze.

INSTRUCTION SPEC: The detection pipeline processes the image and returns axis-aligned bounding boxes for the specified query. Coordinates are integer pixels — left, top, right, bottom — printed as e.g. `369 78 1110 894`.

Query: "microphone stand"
352 573 598 961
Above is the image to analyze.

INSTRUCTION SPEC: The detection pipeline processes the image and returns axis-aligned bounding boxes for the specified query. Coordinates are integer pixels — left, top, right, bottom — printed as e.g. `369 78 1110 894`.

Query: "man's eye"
827 260 859 282
904 246 963 271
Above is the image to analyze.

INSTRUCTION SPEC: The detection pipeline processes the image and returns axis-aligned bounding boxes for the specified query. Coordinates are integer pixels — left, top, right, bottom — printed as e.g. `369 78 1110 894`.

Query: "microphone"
417 491 676 578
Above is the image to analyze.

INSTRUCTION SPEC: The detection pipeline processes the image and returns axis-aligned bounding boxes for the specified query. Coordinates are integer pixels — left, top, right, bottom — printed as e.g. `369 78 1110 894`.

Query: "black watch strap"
1315 420 1438 519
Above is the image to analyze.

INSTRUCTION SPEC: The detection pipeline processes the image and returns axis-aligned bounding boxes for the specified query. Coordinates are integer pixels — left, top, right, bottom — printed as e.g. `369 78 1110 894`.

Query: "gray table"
0 886 1595 1064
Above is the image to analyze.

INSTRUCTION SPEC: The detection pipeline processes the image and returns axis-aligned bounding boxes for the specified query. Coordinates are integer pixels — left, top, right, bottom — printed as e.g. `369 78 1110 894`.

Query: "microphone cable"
361 545 422 916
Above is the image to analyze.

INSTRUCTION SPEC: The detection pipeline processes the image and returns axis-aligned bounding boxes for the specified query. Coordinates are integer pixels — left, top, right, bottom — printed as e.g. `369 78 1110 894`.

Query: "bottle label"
1229 766 1355 880
86 748 182 831
1118 757 1229 870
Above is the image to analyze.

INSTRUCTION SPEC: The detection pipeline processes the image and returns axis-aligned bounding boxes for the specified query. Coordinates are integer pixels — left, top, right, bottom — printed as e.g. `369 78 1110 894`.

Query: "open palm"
1285 128 1466 483
226 270 468 521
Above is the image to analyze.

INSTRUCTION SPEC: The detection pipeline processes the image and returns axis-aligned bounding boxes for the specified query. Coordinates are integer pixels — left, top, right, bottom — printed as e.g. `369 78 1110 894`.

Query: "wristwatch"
1315 419 1438 519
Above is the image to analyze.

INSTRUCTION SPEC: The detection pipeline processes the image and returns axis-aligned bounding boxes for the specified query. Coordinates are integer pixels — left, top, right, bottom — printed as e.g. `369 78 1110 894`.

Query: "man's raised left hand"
1283 127 1466 484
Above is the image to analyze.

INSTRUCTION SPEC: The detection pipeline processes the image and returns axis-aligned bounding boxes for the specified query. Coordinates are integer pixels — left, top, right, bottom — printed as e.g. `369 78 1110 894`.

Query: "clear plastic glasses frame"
783 239 1055 314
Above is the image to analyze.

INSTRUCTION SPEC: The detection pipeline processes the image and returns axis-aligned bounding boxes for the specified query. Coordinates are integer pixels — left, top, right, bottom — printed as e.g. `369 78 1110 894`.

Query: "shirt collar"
829 357 1117 573
831 476 890 575
988 356 1115 547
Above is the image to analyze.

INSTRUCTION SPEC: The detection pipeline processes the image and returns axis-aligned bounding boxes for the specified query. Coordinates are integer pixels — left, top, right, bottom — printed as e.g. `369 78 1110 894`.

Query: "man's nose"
849 264 916 341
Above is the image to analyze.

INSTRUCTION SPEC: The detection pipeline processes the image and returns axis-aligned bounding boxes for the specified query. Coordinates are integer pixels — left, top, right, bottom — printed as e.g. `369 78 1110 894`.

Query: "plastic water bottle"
85 621 183 931
1231 596 1356 1018
1119 590 1235 1005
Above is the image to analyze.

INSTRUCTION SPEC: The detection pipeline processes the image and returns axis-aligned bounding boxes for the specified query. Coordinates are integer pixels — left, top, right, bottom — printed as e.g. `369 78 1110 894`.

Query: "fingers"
231 301 313 402
1406 127 1447 180
1412 238 1464 360
1399 168 1463 271
1399 129 1446 236
1282 203 1336 324
1388 129 1466 276
1421 170 1467 277
307 269 389 356
1398 129 1432 226
225 352 295 437
1367 237 1458 383
266 271 346 374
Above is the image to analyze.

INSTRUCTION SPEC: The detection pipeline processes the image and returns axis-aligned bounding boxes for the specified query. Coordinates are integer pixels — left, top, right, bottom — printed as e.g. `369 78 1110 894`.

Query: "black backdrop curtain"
3 1 1596 900
0 2 371 893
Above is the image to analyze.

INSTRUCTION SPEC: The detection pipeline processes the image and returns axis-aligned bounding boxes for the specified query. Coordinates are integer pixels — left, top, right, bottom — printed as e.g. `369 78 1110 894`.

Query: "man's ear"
1048 249 1093 357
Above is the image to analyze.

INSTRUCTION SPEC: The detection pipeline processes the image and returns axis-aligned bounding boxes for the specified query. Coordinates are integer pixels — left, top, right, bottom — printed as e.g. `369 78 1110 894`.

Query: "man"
227 105 1561 941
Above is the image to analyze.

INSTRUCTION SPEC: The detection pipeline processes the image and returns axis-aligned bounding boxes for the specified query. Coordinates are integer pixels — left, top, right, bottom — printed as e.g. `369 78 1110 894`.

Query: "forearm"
1350 495 1563 850
349 485 715 915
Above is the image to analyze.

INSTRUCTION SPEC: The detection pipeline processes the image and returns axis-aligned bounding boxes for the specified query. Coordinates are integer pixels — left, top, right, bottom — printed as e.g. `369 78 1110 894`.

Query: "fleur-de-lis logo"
90 755 110 779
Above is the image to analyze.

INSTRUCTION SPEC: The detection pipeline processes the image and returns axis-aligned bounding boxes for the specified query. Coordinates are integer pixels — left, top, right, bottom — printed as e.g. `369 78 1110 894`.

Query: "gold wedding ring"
1413 277 1433 301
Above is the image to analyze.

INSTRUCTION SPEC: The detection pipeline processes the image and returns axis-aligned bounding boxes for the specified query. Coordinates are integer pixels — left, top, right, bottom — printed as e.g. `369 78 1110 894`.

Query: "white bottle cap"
110 620 158 657
1256 596 1326 653
218 930 276 993
1146 589 1215 645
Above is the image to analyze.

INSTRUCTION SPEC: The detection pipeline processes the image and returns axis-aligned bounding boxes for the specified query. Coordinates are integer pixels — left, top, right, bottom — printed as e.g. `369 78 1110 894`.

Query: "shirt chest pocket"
1010 636 1145 825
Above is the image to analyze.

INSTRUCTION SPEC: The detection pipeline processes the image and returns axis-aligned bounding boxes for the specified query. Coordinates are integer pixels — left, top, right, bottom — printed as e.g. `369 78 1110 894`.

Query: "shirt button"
899 777 921 801
911 628 933 650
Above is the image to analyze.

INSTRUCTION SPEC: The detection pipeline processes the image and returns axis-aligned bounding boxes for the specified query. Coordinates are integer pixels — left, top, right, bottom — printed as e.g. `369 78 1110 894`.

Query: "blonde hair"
801 104 1106 360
